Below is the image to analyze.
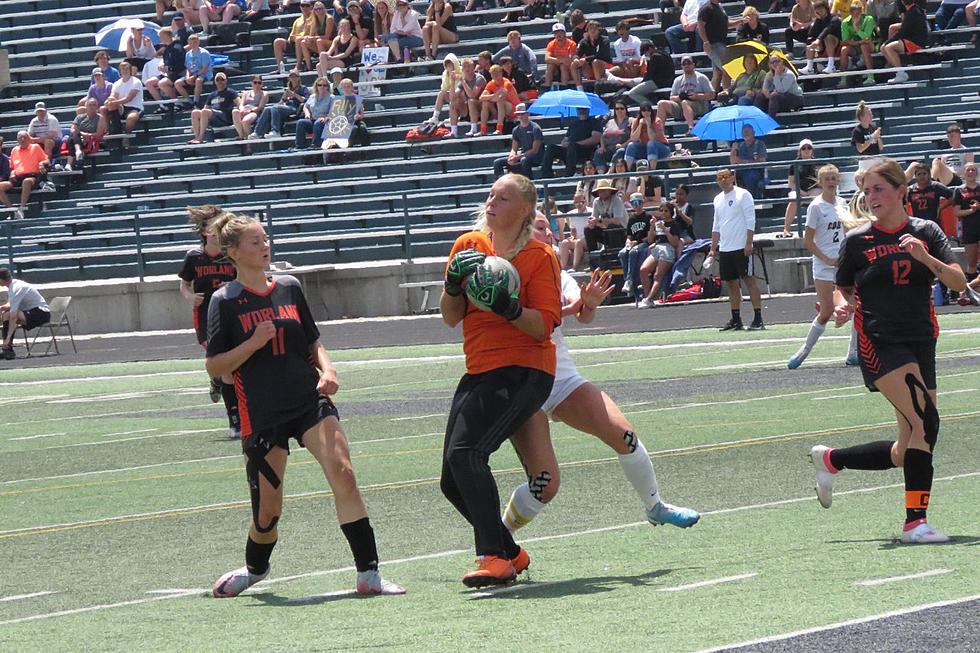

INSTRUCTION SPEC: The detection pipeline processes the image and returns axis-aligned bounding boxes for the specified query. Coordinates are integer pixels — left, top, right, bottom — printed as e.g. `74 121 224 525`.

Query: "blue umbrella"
527 89 609 118
691 105 779 142
95 18 160 51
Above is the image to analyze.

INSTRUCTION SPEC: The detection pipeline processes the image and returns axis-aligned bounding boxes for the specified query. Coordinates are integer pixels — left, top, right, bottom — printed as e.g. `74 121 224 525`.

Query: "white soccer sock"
827 56 836 67
618 439 660 510
502 483 546 533
430 109 440 122
450 125 458 136
848 323 859 358
804 318 826 352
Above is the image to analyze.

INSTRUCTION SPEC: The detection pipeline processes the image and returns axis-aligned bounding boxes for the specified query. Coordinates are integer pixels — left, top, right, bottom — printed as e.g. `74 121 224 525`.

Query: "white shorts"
813 258 836 282
540 342 588 416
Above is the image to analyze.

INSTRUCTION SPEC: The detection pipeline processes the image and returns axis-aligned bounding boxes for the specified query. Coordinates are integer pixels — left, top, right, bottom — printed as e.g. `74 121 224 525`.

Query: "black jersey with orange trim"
906 182 952 225
178 247 236 343
206 276 320 436
836 218 957 343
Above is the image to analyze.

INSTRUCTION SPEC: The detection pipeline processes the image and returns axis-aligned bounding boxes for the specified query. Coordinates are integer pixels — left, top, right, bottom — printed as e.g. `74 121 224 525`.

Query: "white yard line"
7 433 68 442
35 428 223 451
657 573 758 592
0 591 56 603
389 414 444 422
854 568 953 587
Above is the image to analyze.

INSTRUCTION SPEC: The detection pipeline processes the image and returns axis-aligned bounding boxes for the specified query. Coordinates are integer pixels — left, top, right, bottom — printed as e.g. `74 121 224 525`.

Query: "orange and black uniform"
179 247 236 345
441 231 561 559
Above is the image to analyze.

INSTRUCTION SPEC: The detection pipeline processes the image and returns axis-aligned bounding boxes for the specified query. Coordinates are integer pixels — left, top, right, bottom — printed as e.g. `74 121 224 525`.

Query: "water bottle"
932 281 946 306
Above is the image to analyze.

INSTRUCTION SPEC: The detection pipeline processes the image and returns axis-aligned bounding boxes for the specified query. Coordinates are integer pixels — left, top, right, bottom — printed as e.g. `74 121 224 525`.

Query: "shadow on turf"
467 569 673 600
826 536 980 549
248 589 365 606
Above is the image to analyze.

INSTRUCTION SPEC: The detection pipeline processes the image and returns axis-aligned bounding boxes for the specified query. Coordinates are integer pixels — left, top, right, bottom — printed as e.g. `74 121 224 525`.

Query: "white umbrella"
95 18 161 52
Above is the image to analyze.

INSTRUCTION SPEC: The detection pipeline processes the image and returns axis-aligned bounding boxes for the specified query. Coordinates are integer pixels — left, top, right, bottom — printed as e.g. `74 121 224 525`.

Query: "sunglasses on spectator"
252 80 263 84
717 173 733 180
316 83 328 86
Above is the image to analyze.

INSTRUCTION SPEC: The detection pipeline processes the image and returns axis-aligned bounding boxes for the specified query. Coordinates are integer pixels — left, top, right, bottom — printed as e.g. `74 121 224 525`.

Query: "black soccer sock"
753 308 762 321
829 440 896 471
340 517 379 572
731 309 741 322
903 448 933 524
220 381 240 430
245 536 276 576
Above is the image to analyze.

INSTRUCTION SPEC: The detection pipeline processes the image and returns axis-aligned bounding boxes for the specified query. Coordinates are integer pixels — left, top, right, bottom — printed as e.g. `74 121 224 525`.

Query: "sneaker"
154 105 171 114
13 209 24 220
228 428 241 440
209 378 221 403
647 501 700 528
247 132 260 140
787 346 809 369
719 319 743 331
800 63 814 75
899 519 950 544
810 445 837 508
64 162 73 172
823 61 837 74
53 163 63 172
510 547 531 575
75 146 84 160
355 569 406 595
965 285 980 305
836 77 848 88
41 181 56 192
277 62 285 75
889 70 909 84
622 279 634 295
2 347 15 360
845 353 860 366
461 555 516 588
863 74 876 86
637 297 657 309
747 318 766 331
269 130 281 139
212 565 268 598
494 124 504 134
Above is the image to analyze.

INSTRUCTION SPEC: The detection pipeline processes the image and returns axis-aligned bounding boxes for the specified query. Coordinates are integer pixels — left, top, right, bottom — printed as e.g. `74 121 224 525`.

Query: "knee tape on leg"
245 445 282 533
905 373 939 451
623 430 638 454
528 471 553 502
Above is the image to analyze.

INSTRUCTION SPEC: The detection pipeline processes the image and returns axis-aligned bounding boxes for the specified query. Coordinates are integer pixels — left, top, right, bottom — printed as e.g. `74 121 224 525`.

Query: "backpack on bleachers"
406 121 449 142
210 23 251 47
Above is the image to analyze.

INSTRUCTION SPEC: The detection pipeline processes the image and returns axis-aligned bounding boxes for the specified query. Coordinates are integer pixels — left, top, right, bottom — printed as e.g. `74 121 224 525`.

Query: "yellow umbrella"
722 40 769 80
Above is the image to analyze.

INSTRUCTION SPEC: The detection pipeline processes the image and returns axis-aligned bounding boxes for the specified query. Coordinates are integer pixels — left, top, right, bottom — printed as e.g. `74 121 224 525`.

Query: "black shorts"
23 306 51 331
858 336 936 392
718 249 750 281
9 173 39 187
961 217 980 245
242 394 339 453
209 111 232 127
949 174 963 187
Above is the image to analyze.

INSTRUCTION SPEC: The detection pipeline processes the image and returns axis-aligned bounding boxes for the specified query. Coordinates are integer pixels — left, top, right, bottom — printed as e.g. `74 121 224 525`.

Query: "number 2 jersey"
178 248 237 344
206 276 321 436
836 218 957 343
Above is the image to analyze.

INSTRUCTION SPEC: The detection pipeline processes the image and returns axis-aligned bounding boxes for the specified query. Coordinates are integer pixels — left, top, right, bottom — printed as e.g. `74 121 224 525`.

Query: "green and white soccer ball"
465 256 521 311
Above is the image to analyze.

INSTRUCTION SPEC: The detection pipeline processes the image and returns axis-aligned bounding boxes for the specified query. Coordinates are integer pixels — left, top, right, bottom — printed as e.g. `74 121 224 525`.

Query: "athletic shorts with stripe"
857 337 936 392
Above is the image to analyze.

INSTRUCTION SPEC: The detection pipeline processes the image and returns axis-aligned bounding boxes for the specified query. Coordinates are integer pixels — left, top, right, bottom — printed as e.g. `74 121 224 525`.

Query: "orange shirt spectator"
546 36 577 59
483 78 520 115
11 143 48 177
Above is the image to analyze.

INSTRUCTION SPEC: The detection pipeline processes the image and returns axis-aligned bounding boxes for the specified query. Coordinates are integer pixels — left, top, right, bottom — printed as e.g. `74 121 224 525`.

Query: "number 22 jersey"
206 275 321 436
836 218 957 342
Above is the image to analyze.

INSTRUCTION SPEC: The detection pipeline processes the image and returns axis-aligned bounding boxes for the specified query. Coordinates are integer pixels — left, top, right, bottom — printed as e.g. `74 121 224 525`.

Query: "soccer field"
1 314 978 652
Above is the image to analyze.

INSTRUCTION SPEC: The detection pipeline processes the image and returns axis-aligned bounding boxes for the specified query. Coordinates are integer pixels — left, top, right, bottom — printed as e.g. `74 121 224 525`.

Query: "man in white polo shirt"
708 168 764 331
0 267 51 359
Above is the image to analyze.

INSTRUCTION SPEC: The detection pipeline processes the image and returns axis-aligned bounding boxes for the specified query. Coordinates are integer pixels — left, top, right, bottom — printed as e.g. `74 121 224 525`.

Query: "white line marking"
1 473 977 626
35 428 223 451
389 414 444 422
145 589 206 595
99 428 160 438
7 433 68 442
0 454 241 486
937 388 977 397
0 591 56 603
657 573 758 592
3 403 217 428
471 580 569 598
0 395 69 405
47 392 157 404
812 393 866 401
690 593 980 653
854 568 953 587
0 370 201 387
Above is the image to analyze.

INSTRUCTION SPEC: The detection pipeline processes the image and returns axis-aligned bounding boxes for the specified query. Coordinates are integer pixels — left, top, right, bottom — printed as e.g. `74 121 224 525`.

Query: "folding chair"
29 296 77 357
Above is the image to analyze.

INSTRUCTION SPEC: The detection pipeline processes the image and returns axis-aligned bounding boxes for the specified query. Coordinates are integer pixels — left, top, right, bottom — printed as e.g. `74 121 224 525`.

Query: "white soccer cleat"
212 565 268 598
355 569 406 595
900 520 950 544
810 445 837 509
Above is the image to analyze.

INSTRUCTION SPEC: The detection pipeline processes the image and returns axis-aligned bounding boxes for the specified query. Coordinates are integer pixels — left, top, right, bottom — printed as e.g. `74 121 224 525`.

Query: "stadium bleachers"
0 0 978 283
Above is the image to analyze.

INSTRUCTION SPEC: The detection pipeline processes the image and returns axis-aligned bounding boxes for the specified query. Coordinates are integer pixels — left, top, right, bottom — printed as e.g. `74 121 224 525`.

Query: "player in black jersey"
951 163 980 304
205 213 404 598
178 205 240 438
907 164 953 227
809 158 966 544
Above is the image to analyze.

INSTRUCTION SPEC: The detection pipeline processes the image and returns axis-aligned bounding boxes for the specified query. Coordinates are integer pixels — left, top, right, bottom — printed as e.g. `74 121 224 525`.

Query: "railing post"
133 211 145 282
265 203 275 261
402 192 413 263
5 221 13 269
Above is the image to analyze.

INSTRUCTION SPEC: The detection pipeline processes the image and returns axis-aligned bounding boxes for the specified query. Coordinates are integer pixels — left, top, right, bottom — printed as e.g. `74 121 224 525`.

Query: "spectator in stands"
103 62 145 135
125 26 156 74
295 2 331 74
586 179 627 251
93 50 121 84
325 0 349 38
544 23 577 89
493 103 543 178
177 0 204 26
251 70 310 138
838 1 877 87
294 76 334 149
657 55 714 136
421 0 459 61
730 124 767 198
611 159 632 198
78 68 113 113
800 0 841 74
170 12 194 45
232 76 269 139
327 66 345 94
737 6 769 43
575 160 598 197
343 2 373 51
0 132 48 219
780 138 819 237
851 100 884 165
755 53 803 117
908 163 953 227
934 0 970 30
930 123 974 186
571 20 612 90
965 0 980 35
611 20 643 78
0 268 50 360
373 0 393 46
189 72 238 144
476 50 494 83
244 0 273 23
620 192 654 299
175 34 212 110
317 17 360 77
383 0 424 63
157 0 177 23
496 56 532 103
718 54 763 105
594 101 630 172
67 99 105 170
559 191 590 270
881 0 929 84
708 168 764 331
568 8 588 43
635 159 665 207
427 53 460 127
149 28 185 110
637 202 683 307
627 40 676 106
542 107 601 178
452 58 486 137
275 0 315 75
27 102 61 160
327 78 370 147
672 183 696 244
952 163 980 298
866 0 901 42
493 30 537 80
625 103 671 171
786 0 815 54
666 0 709 54
478 64 519 135
698 0 743 93
199 0 246 33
